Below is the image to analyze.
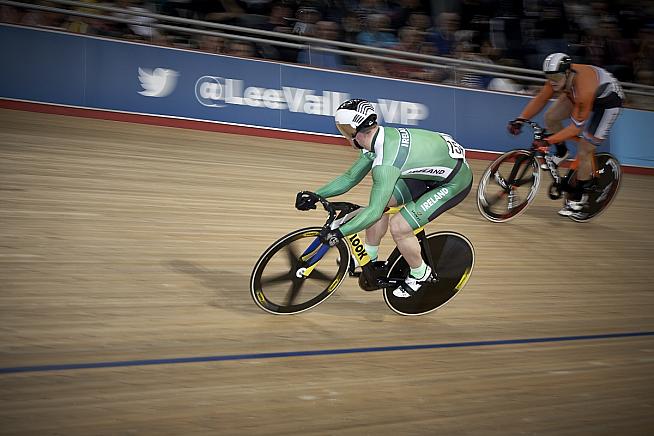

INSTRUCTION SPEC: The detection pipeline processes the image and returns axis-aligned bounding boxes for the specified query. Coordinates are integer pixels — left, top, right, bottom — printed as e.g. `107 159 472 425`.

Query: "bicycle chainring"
548 182 562 200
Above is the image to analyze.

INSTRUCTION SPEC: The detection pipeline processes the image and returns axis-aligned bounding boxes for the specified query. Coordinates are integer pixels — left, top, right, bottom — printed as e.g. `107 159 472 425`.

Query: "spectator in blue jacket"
356 14 398 48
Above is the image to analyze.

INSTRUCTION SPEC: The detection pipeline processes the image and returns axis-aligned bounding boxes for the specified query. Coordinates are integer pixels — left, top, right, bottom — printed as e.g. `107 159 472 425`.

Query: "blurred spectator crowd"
2 0 654 108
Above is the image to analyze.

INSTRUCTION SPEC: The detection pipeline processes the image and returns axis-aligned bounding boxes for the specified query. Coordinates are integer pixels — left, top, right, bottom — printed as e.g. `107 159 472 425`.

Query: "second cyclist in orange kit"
508 53 624 217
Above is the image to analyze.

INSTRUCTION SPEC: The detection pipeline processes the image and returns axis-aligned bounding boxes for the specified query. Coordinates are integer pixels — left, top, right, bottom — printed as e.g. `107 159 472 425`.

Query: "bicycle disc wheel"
250 227 350 315
383 232 475 316
477 150 541 222
569 153 622 222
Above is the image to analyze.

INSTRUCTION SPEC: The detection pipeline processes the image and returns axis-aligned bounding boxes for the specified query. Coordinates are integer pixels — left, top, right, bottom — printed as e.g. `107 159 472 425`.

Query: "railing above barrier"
2 0 653 105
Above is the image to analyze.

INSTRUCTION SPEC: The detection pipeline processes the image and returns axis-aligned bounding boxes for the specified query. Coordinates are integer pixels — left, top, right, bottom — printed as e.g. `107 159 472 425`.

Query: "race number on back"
439 133 466 160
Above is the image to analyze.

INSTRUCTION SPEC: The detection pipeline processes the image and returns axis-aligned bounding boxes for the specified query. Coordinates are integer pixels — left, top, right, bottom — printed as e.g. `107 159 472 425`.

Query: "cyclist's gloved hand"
319 227 344 247
508 118 528 135
295 191 318 211
532 130 550 149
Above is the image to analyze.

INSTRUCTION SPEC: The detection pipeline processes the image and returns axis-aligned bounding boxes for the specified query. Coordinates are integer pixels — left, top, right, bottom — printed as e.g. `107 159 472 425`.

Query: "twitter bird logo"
138 67 179 97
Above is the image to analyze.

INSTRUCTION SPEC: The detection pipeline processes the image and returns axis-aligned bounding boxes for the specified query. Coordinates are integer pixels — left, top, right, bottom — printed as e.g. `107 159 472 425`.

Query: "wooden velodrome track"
1 107 653 435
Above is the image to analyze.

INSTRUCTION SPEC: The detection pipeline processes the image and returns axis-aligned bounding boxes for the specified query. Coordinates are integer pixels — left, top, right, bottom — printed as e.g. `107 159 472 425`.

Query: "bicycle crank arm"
378 275 440 287
375 277 401 288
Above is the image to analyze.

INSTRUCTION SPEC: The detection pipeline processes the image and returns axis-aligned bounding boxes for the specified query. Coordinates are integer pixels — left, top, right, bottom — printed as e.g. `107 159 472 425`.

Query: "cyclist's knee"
581 132 603 146
577 140 595 157
388 213 413 240
387 196 399 207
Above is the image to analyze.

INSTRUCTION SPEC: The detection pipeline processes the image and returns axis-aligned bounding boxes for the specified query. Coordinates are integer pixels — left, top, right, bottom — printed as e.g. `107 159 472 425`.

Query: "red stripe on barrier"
0 99 345 145
1 99 652 175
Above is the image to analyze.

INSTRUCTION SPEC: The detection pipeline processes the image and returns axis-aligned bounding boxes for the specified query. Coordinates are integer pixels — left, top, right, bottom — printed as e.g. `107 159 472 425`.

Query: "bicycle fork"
296 231 373 279
498 154 541 210
543 154 562 185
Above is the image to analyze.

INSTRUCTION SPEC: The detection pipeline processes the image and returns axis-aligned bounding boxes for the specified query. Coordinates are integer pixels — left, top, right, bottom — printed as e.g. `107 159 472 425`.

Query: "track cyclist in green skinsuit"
295 99 473 298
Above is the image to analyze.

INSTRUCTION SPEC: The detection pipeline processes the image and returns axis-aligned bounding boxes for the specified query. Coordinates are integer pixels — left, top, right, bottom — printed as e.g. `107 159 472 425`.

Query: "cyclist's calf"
576 140 596 180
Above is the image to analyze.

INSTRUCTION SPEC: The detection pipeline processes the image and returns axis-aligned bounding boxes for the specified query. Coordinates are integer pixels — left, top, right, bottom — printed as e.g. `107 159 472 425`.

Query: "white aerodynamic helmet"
334 99 378 139
542 52 572 75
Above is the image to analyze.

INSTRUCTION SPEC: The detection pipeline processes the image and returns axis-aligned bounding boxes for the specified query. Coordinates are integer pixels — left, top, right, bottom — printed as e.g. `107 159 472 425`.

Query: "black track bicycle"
250 193 475 316
477 121 621 223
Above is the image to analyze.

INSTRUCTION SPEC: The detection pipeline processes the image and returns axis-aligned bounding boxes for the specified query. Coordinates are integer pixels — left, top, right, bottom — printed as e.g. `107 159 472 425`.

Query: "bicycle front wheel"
250 227 350 315
383 232 475 316
477 150 541 222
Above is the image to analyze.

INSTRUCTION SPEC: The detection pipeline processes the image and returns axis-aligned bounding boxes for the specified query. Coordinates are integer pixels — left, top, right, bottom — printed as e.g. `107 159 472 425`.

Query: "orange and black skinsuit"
519 63 624 146
518 63 623 196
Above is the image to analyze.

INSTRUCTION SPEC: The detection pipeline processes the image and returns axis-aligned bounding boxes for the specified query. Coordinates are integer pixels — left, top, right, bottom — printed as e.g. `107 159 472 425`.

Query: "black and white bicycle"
477 121 621 223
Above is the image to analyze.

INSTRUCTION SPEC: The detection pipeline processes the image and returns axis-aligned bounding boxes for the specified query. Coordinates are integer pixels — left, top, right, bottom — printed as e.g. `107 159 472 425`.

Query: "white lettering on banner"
244 86 263 107
377 99 399 123
283 86 305 112
199 82 219 99
420 188 450 212
378 99 428 125
225 79 244 104
262 89 284 109
193 76 428 123
305 94 322 114
195 76 226 107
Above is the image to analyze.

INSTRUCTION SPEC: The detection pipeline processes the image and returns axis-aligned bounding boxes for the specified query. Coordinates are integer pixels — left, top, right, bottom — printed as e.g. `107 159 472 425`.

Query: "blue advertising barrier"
1 24 651 168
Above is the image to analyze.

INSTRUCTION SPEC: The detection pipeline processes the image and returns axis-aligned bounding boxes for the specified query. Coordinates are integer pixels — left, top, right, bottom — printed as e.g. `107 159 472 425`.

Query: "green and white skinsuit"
316 126 473 237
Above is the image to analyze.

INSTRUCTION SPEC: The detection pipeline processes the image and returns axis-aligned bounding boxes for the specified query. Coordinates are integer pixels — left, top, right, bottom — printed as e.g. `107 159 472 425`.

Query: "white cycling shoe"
393 266 433 298
558 194 588 216
540 151 569 170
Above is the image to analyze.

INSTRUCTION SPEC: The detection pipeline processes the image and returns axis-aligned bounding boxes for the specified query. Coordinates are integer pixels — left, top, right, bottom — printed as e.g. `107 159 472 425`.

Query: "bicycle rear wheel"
477 150 541 222
383 232 474 316
569 153 622 222
250 227 350 315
